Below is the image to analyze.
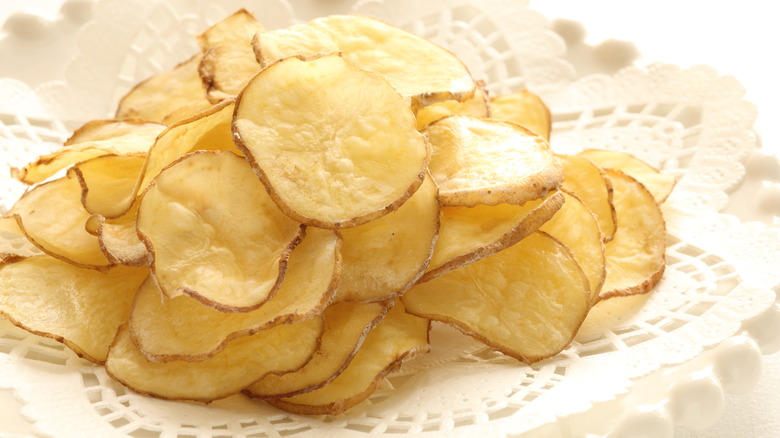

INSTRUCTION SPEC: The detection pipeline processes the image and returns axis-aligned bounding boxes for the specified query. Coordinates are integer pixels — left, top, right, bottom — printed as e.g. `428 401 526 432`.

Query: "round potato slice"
597 169 667 302
130 227 340 362
0 255 148 363
424 116 564 207
253 15 475 109
403 231 590 363
137 150 303 311
578 149 676 203
557 153 617 242
489 89 552 141
233 54 429 229
335 174 439 303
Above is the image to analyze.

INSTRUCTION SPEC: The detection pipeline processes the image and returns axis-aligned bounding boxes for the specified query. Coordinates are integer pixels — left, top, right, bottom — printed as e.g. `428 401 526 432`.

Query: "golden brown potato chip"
415 81 490 130
246 300 392 399
597 169 667 302
233 54 429 229
106 313 323 402
424 116 563 207
557 153 617 242
489 89 552 141
335 174 438 303
253 14 475 109
264 299 429 415
137 150 303 311
421 191 564 283
197 9 265 102
404 231 590 363
115 54 212 124
0 255 147 363
68 154 145 218
539 191 606 301
130 227 340 362
578 149 676 203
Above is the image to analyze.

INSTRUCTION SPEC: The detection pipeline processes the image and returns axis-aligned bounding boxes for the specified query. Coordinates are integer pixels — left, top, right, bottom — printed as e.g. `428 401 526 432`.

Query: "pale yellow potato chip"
106 313 323 402
415 81 490 130
137 150 303 311
424 115 563 207
335 174 439 303
578 149 676 203
246 300 392 399
130 227 340 362
404 231 590 363
88 204 151 267
597 169 667 302
422 191 564 283
254 14 475 109
490 89 552 141
0 255 147 363
116 53 211 124
557 153 617 242
69 154 145 218
264 299 429 415
233 54 429 229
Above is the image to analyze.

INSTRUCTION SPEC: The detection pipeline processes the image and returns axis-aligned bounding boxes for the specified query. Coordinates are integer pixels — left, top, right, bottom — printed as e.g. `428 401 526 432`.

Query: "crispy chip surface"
578 149 676 203
233 54 429 229
557 154 617 242
415 81 490 130
489 89 552 141
69 155 146 218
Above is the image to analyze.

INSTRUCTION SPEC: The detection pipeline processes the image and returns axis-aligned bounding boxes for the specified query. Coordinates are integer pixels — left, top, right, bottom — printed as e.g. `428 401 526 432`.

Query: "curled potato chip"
489 89 552 141
404 231 590 363
116 54 212 124
578 149 676 203
130 227 340 362
0 255 147 363
233 54 429 229
424 116 563 207
69 154 145 218
335 174 439 303
106 310 323 402
137 150 303 311
557 154 617 242
263 299 429 415
253 15 475 108
415 81 490 130
246 300 392 399
597 169 667 302
87 203 151 267
422 190 564 283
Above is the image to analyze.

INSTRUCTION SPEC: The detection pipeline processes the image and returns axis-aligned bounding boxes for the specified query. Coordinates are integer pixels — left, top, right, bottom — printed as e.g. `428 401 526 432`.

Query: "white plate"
1 1 779 437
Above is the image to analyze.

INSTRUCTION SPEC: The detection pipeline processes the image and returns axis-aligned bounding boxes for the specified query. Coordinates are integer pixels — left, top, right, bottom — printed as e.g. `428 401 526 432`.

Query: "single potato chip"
0 255 147 363
404 231 590 363
557 154 617 242
137 150 303 311
233 54 429 229
106 313 323 402
253 14 475 109
597 169 667 302
422 191 564 283
578 149 676 203
246 300 392 399
489 89 552 141
424 115 563 207
87 203 151 267
69 154 145 218
130 227 340 362
415 81 490 130
263 299 429 415
335 174 439 303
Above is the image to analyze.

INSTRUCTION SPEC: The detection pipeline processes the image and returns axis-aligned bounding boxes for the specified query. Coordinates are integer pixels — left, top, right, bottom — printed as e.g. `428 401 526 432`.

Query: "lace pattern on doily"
0 0 777 437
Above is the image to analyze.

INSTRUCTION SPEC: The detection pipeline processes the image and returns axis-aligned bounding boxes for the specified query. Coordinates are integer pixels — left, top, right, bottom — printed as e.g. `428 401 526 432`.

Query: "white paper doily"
1 0 778 437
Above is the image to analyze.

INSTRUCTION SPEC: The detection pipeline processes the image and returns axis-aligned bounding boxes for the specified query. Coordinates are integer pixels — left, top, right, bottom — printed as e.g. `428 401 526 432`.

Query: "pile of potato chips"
0 10 674 415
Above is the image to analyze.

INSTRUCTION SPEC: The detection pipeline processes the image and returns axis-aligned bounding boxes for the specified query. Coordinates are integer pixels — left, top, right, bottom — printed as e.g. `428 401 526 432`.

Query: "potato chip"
557 153 617 242
116 54 212 124
0 255 147 363
69 154 145 218
404 231 590 363
137 150 303 311
254 14 475 109
233 54 429 229
88 204 151 267
415 81 490 130
424 115 563 207
578 149 676 203
422 190 564 283
335 174 438 303
130 227 340 362
597 169 667 302
263 299 429 415
489 89 552 141
246 300 392 399
106 312 323 402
